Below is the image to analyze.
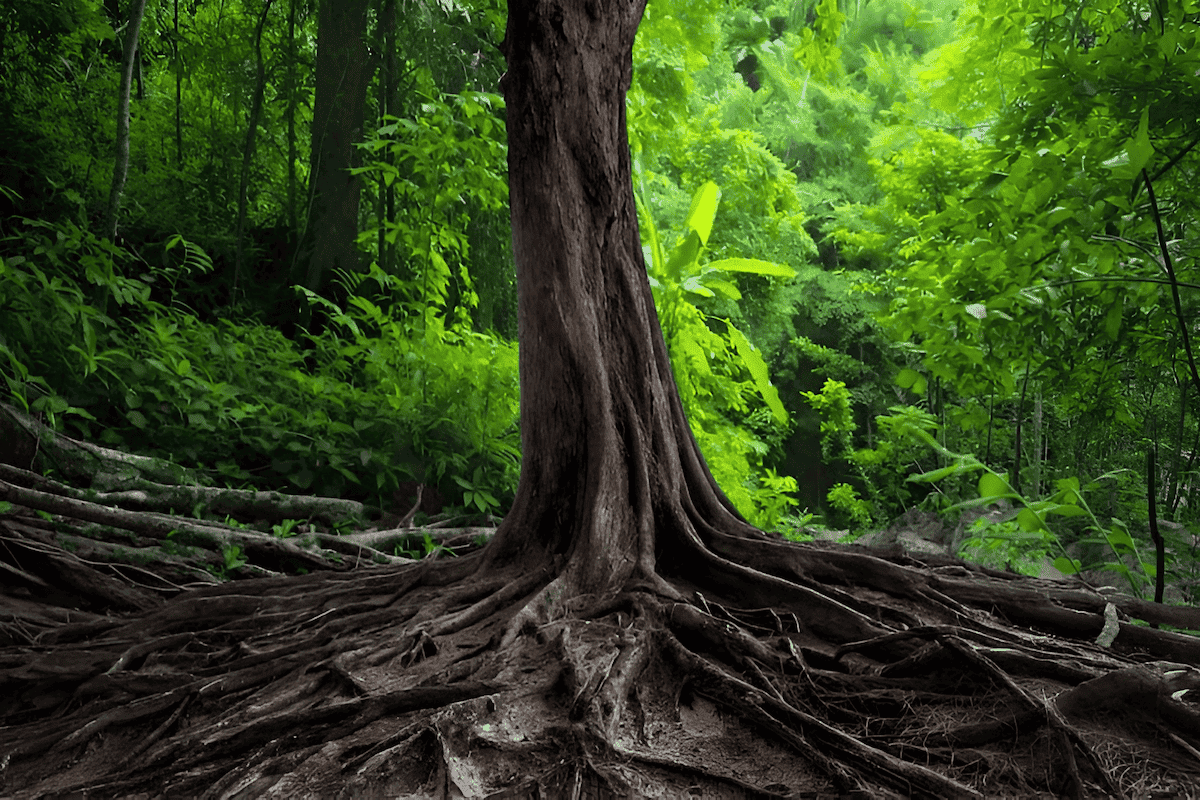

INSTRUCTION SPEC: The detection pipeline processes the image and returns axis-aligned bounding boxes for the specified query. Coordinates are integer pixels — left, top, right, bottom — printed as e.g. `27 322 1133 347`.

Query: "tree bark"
233 0 275 296
487 0 763 601
103 0 149 241
297 0 371 292
285 0 299 236
374 0 398 275
173 0 183 171
232 0 274 293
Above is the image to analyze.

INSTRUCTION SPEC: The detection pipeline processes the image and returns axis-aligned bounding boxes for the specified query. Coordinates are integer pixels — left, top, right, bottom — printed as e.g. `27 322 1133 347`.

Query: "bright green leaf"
1127 106 1153 174
1048 505 1088 517
1016 507 1044 532
1106 527 1137 552
977 172 1009 195
665 232 702 280
703 278 742 300
727 322 787 423
707 258 796 278
1104 302 1122 340
910 461 980 483
684 182 721 246
978 472 1011 499
1053 556 1081 575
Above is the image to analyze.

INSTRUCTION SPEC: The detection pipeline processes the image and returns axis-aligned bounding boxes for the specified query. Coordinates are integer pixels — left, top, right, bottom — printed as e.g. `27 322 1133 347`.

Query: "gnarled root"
3 530 1200 798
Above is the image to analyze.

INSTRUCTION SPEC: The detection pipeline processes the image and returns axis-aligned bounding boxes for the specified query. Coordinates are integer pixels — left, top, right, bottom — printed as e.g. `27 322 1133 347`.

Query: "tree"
4 0 1200 796
485 0 770 599
233 0 276 294
297 0 371 292
103 0 149 241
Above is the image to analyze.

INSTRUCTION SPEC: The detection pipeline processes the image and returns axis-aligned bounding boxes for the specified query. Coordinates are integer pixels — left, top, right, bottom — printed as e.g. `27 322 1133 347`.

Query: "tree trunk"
297 0 371 292
233 0 275 296
486 0 764 603
173 0 183 171
103 0 149 241
1031 386 1043 497
1166 377 1188 515
374 0 397 275
285 0 299 237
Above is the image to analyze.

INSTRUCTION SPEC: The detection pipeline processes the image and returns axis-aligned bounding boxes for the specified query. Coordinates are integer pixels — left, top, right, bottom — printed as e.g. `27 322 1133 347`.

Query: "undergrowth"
0 216 801 526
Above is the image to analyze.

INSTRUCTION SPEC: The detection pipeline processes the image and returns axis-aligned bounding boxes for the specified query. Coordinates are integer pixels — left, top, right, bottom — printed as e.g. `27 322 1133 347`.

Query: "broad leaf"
1016 507 1044 532
978 472 1011 499
684 181 720 246
707 258 796 277
728 322 787 423
1127 106 1153 175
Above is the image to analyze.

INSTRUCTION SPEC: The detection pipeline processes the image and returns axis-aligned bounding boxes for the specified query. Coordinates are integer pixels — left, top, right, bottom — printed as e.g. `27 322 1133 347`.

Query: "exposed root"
3 525 1200 798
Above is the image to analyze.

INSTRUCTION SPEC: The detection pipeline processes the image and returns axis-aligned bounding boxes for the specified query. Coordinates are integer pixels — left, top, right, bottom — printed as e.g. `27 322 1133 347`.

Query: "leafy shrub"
297 266 520 508
0 218 519 513
0 217 176 421
636 176 799 528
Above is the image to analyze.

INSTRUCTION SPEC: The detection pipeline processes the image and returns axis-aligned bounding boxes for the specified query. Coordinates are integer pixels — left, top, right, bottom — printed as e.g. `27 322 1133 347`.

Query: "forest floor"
3 405 1200 798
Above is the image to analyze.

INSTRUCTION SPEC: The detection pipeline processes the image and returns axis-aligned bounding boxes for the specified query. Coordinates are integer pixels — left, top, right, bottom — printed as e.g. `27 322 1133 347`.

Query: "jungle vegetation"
2 0 1200 796
2 0 1196 596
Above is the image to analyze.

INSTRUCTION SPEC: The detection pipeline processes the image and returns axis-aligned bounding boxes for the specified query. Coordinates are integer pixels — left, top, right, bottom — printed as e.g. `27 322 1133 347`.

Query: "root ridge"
3 529 1200 798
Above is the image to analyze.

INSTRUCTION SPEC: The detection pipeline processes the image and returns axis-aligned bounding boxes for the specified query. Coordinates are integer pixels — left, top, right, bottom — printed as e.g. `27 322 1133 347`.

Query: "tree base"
4 519 1200 799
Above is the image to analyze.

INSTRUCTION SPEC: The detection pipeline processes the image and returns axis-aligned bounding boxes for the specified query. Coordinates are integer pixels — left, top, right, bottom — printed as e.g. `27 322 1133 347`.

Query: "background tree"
103 0 149 240
298 0 371 292
233 0 275 292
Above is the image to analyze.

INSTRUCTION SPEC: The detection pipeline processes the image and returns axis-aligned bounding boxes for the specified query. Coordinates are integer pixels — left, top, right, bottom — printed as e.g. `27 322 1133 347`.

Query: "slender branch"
1032 275 1200 293
1091 233 1163 259
1142 168 1200 401
1132 132 1200 200
1146 442 1165 605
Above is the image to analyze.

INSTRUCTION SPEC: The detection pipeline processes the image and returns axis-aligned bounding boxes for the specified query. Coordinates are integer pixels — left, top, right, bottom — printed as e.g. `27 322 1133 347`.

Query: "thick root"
4 525 1200 799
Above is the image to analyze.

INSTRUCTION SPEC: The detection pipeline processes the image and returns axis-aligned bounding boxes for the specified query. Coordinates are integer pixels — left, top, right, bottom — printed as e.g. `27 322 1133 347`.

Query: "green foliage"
845 0 1200 425
801 378 856 463
0 218 187 420
394 531 449 560
798 379 939 528
454 467 502 516
160 531 196 559
826 482 873 529
0 217 519 514
796 379 883 527
636 176 799 528
906 426 1167 596
298 264 521 507
208 544 247 581
271 519 301 539
816 0 1200 586
354 89 508 331
852 404 943 513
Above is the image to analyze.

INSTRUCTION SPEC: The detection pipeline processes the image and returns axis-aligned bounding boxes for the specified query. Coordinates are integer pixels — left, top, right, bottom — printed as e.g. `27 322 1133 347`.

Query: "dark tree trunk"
172 0 183 171
284 0 299 236
374 0 398 275
297 0 371 292
487 0 764 602
233 0 274 296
